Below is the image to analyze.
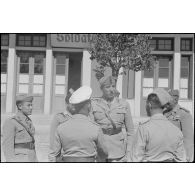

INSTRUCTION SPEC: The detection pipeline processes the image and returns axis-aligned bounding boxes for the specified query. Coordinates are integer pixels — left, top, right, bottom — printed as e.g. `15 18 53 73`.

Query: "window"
1 50 8 93
1 34 9 46
54 54 66 95
181 38 193 51
180 56 193 99
16 34 46 47
142 56 173 97
150 38 174 51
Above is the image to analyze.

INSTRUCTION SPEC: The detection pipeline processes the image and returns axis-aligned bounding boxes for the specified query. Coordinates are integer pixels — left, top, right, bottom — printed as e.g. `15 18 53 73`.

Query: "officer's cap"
168 89 179 97
16 95 33 105
69 86 92 104
99 75 116 88
152 88 172 106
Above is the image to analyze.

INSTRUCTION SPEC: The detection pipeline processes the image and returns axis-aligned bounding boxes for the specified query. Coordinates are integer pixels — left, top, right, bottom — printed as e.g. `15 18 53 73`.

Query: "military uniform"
49 114 108 162
91 97 134 161
131 113 186 162
2 111 37 162
164 104 194 162
50 112 72 150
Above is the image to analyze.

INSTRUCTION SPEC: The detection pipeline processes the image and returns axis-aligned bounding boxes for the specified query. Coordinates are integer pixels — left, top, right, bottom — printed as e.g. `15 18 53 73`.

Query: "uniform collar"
172 104 180 112
101 97 119 108
73 114 89 120
151 113 167 120
16 111 31 122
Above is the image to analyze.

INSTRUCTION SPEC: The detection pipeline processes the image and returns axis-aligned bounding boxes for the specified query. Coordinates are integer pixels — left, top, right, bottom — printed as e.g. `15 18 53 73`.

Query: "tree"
88 34 156 81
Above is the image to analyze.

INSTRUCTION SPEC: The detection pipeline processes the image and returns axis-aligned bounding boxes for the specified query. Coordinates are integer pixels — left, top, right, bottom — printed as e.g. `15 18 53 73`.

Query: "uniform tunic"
49 111 72 150
131 113 186 162
49 114 108 162
164 104 194 162
2 112 37 162
91 97 134 160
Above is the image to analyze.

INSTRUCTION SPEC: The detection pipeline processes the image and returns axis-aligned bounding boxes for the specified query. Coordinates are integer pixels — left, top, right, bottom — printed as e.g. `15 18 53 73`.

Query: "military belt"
14 142 35 150
102 127 122 135
61 156 95 162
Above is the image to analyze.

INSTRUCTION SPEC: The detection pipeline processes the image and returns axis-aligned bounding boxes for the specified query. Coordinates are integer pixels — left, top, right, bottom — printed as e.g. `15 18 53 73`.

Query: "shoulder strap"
180 107 190 113
12 117 35 143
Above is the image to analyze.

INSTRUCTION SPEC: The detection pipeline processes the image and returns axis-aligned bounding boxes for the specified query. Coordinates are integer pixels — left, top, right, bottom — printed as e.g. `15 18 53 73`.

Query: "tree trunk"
112 68 119 81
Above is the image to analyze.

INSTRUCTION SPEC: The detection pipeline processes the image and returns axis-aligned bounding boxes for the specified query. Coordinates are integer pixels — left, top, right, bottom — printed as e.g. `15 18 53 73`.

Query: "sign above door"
51 34 93 48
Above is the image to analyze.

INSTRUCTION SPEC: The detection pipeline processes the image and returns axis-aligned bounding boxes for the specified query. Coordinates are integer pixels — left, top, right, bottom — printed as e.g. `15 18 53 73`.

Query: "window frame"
150 38 174 51
180 38 193 51
1 34 9 46
1 50 8 94
180 55 193 100
16 34 47 47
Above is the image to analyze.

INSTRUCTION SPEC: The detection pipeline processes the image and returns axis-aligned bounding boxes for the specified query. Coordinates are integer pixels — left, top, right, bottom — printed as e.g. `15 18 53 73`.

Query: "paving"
1 114 148 162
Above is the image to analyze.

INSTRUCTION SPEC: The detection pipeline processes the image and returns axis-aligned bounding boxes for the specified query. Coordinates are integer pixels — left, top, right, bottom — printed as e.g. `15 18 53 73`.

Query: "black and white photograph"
0 1 194 195
1 33 194 163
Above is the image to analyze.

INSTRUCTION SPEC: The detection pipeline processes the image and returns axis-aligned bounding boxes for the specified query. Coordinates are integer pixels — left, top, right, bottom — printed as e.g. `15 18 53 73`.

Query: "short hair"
74 100 91 113
147 93 162 109
65 91 73 104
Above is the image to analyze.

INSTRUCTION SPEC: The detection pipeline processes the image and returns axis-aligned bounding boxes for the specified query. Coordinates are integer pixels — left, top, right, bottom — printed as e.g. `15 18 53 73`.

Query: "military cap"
152 88 172 106
69 86 92 104
16 95 33 105
168 89 179 97
99 75 116 88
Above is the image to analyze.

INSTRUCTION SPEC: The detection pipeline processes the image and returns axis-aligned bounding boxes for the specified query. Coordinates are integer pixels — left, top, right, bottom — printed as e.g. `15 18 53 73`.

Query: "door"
16 51 46 113
52 52 69 114
140 55 173 116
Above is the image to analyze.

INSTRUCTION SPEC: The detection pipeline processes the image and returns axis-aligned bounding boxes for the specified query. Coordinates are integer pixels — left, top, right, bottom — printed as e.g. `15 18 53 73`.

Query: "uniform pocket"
116 107 126 122
93 109 105 121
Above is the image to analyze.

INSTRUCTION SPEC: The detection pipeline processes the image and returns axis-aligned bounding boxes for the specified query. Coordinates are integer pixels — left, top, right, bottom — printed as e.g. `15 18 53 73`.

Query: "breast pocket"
16 128 27 139
93 109 105 121
16 127 32 142
115 107 126 122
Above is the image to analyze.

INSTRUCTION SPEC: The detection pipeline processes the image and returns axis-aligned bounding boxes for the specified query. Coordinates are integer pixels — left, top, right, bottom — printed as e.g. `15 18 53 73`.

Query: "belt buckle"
107 128 113 136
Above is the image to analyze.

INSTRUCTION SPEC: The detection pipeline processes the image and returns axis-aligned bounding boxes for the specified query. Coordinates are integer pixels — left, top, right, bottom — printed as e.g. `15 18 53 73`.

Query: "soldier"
2 95 38 162
49 88 75 161
91 75 134 162
131 88 186 162
48 86 108 162
164 89 194 162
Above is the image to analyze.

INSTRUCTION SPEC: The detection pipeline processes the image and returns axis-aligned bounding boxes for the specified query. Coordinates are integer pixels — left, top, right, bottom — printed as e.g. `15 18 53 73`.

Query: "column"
134 71 142 117
173 35 181 90
6 34 16 113
82 50 91 86
116 67 123 98
44 34 53 114
44 49 53 114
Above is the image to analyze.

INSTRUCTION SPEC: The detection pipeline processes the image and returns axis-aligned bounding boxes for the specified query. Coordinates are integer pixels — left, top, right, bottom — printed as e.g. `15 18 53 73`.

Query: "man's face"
171 95 179 105
18 101 33 115
164 102 174 112
102 84 116 100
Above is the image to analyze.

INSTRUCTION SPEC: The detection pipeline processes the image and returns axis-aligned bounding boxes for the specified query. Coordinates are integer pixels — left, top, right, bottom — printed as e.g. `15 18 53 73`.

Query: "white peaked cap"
69 86 92 104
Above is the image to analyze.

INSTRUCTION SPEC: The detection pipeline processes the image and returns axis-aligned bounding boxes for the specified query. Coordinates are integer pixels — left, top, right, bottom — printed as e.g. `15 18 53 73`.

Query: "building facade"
1 34 194 117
